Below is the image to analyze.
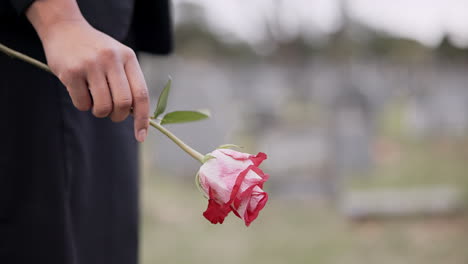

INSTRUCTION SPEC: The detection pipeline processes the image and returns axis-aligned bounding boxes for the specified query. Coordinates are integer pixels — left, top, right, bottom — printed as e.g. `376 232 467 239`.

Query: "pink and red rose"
198 149 269 226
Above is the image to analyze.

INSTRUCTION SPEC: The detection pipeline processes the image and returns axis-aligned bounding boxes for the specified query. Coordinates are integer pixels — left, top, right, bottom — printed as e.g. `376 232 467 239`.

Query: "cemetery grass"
349 136 468 199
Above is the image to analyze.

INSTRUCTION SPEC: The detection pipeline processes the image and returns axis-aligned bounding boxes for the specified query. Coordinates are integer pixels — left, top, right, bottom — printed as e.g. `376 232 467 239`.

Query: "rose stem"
0 42 205 163
149 119 204 163
0 43 52 73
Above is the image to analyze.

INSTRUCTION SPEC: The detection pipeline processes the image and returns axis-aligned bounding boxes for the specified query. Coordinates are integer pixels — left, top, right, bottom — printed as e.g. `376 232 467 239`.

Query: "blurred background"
139 0 468 263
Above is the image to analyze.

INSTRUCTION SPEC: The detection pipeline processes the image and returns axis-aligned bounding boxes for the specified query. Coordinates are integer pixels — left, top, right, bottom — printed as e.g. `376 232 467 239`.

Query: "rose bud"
197 148 269 226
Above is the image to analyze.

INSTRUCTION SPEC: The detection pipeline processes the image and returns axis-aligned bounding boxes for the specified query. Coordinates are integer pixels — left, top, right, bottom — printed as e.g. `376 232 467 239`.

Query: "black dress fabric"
0 0 172 263
0 0 172 55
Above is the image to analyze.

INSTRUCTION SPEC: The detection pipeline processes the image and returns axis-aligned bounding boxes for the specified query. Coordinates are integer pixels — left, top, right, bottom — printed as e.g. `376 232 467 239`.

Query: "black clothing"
1 0 172 55
0 1 172 264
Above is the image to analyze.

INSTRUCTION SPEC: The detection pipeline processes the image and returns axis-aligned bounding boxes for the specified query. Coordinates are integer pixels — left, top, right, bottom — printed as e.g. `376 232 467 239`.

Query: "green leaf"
152 78 172 119
160 110 210 125
217 144 243 150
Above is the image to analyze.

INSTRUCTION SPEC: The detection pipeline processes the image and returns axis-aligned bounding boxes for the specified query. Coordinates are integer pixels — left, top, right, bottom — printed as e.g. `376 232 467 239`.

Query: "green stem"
0 42 205 164
149 119 204 163
0 43 52 73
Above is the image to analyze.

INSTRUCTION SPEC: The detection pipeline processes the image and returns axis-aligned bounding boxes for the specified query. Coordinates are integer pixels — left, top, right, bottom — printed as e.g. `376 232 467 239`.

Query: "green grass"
350 139 468 190
349 102 468 192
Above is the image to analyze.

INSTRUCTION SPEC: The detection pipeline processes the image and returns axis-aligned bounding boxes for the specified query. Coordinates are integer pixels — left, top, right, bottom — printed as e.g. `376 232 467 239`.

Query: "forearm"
26 0 86 41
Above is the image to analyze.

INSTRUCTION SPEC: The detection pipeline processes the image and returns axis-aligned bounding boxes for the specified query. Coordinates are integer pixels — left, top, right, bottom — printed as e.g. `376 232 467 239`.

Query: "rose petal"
240 166 269 191
250 152 267 167
218 149 251 160
198 150 253 203
245 190 268 226
231 167 269 226
235 186 268 226
202 188 232 224
203 199 232 224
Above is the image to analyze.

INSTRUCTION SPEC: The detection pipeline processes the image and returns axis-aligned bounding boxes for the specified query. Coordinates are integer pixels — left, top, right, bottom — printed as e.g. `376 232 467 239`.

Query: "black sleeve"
132 0 173 54
9 0 36 14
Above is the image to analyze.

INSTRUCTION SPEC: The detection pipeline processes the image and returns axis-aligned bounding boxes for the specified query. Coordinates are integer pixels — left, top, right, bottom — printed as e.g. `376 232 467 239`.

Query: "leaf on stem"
152 77 172 119
160 110 211 125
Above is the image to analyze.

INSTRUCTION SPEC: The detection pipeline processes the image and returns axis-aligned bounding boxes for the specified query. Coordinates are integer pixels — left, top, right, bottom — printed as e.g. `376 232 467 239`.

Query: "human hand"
27 0 149 142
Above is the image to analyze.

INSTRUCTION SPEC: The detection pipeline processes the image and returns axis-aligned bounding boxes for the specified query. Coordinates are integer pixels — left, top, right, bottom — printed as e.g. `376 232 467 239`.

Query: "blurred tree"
437 35 468 61
174 2 256 60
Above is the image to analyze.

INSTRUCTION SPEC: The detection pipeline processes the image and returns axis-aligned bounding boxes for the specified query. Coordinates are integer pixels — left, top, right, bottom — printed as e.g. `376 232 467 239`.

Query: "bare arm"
26 0 149 142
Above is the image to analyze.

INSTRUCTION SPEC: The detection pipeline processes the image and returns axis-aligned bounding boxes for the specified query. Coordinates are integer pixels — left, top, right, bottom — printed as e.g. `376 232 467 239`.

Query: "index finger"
124 52 149 142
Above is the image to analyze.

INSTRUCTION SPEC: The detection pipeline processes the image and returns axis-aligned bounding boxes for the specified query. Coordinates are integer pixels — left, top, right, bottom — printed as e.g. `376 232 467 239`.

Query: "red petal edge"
232 166 270 226
226 165 253 205
203 188 232 224
244 192 268 227
250 152 267 167
203 199 232 224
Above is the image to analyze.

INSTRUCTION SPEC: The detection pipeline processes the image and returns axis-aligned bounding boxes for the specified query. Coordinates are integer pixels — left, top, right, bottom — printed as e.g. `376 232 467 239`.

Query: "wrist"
26 0 87 41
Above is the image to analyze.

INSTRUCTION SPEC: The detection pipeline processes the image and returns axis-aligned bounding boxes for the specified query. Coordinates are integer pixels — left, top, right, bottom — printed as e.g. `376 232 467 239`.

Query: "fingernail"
137 129 147 142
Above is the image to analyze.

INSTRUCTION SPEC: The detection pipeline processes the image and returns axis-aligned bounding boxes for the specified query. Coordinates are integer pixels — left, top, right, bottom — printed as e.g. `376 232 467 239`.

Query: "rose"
197 149 269 226
198 149 269 226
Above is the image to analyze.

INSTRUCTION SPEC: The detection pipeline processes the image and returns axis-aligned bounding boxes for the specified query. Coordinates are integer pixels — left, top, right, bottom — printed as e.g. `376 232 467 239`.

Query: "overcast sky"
173 0 468 48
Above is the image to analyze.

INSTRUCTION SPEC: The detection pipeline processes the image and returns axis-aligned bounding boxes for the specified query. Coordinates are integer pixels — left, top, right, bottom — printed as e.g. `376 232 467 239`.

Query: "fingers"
87 63 113 118
106 62 132 122
55 45 147 143
63 75 92 111
124 51 149 142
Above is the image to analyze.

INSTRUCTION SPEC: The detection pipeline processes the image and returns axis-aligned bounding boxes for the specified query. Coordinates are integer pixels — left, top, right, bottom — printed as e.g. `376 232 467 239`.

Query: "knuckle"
59 65 83 83
82 58 96 68
67 65 84 76
115 97 132 110
99 47 118 62
122 47 136 60
134 89 149 103
135 116 149 123
93 103 113 117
